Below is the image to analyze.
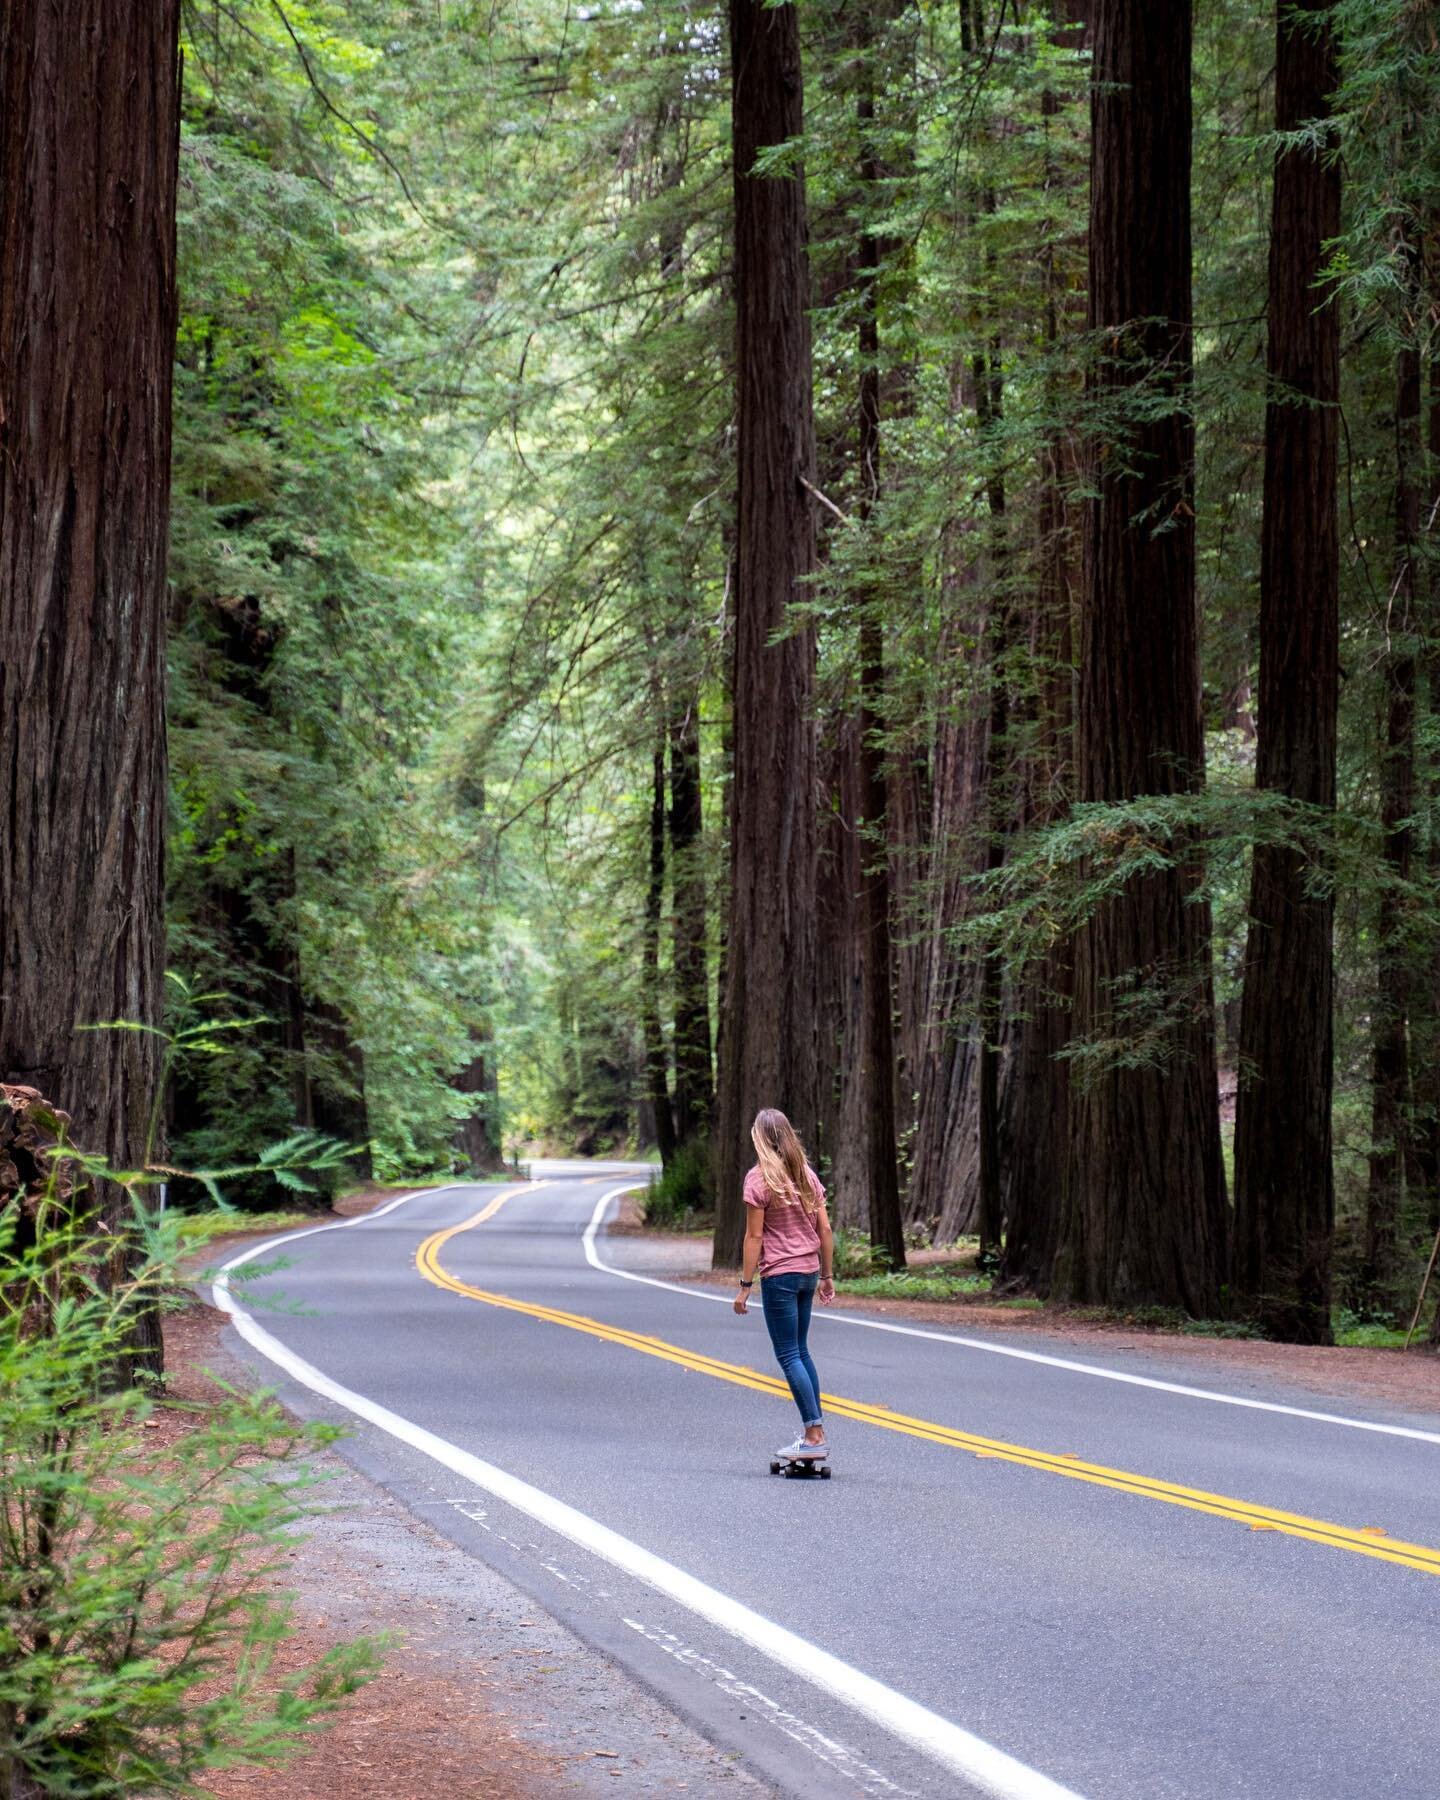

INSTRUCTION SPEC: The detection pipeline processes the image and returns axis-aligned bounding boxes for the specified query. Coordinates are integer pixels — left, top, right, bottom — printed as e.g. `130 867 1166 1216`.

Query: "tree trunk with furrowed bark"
0 0 182 1371
1232 0 1341 1343
1052 0 1227 1314
670 694 713 1147
712 0 821 1266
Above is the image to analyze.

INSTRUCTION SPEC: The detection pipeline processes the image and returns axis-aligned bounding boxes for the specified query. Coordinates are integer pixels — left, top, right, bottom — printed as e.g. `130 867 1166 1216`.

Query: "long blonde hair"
751 1109 816 1213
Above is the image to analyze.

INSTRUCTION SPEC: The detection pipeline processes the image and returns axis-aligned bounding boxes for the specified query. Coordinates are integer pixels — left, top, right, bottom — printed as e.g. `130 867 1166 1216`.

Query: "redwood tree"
0 0 182 1295
999 0 1087 1292
1052 0 1227 1313
712 0 820 1264
454 1032 504 1175
669 694 712 1147
852 2 907 1270
1232 0 1341 1343
643 728 678 1163
1364 338 1422 1308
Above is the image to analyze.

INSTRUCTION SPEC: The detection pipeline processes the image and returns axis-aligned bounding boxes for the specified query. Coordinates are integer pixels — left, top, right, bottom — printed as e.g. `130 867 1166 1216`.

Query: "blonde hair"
751 1109 817 1213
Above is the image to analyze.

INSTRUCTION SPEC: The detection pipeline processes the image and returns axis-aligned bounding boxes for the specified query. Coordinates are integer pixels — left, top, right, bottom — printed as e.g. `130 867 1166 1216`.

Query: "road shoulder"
169 1275 768 1798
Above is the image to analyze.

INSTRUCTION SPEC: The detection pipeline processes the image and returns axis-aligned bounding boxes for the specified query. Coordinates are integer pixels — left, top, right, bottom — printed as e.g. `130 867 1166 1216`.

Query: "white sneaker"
776 1437 828 1461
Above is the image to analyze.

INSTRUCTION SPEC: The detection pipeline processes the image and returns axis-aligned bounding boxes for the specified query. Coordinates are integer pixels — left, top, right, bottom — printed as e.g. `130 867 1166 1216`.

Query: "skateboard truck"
769 1456 833 1480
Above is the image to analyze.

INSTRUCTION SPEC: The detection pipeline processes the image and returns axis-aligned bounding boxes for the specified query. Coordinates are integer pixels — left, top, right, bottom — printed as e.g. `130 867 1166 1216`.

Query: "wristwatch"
740 1278 754 1288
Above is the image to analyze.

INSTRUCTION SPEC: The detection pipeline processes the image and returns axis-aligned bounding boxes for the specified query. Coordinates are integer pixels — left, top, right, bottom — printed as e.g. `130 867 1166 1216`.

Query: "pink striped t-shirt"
743 1164 826 1277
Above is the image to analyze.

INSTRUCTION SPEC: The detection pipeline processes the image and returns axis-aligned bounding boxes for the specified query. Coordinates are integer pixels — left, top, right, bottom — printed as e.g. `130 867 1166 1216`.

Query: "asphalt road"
218 1168 1440 1800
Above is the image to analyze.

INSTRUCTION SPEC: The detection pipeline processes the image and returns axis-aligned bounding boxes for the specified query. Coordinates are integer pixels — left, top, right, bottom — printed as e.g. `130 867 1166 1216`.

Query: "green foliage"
174 1209 313 1247
830 1228 888 1280
838 1270 993 1302
0 1194 381 1794
1331 1307 1410 1349
150 0 1440 1329
169 2 495 1194
642 1142 712 1230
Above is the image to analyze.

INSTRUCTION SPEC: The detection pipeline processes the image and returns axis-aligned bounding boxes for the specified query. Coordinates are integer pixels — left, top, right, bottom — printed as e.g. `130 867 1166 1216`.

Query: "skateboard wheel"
769 1461 781 1475
820 1467 832 1480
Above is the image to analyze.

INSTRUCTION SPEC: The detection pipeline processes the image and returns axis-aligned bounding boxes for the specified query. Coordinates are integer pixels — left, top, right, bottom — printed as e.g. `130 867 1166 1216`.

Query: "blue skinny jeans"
760 1271 823 1429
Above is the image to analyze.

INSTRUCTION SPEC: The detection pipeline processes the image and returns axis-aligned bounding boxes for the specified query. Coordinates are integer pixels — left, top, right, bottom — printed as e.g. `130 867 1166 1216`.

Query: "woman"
733 1108 835 1461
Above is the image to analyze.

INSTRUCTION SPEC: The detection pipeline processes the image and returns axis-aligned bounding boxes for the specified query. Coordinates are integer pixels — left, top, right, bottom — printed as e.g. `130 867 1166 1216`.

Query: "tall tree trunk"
902 531 991 1242
669 694 713 1145
712 0 821 1265
853 22 906 1269
644 730 678 1164
0 0 182 1367
1364 342 1422 1309
816 712 869 1226
1232 0 1341 1343
972 344 1009 1264
1000 451 1077 1287
889 734 932 1169
1052 0 1228 1314
998 0 1086 1293
1418 270 1440 1349
454 1031 504 1175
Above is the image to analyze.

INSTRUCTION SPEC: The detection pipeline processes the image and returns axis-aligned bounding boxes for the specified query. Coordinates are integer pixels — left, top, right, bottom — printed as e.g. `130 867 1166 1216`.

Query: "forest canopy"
4 0 1440 1349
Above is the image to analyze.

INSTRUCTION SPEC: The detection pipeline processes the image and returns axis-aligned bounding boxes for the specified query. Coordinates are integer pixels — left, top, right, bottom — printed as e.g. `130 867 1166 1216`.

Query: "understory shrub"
830 1227 887 1279
643 1138 712 1229
0 1188 380 1797
837 1270 993 1301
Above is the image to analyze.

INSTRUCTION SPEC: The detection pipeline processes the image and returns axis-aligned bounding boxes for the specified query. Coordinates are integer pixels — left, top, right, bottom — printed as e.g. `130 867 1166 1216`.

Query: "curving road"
217 1169 1440 1800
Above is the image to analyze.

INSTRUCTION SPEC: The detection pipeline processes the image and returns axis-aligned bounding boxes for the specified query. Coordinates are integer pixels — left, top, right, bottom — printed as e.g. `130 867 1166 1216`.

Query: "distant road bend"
216 1167 1440 1800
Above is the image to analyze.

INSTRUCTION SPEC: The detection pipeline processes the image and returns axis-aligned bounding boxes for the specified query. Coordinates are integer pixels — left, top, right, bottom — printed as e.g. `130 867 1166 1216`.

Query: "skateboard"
769 1455 833 1480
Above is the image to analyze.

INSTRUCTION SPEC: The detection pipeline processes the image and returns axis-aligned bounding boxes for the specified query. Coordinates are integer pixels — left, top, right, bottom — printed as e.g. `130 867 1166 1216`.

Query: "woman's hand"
818 1277 836 1306
733 1286 750 1315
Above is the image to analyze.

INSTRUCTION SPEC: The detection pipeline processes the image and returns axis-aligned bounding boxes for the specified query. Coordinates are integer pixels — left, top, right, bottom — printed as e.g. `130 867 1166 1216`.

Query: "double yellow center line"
415 1196 1440 1580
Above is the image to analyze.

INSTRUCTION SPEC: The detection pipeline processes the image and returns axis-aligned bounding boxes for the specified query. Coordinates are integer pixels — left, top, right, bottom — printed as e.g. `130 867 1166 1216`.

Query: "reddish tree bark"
852 11 907 1268
1418 281 1440 1349
1052 0 1228 1314
712 0 820 1265
815 711 868 1227
998 0 1087 1293
643 728 678 1164
1364 342 1422 1309
1232 0 1341 1343
971 343 1009 1264
454 1032 504 1175
0 0 182 1342
902 542 991 1243
669 695 712 1146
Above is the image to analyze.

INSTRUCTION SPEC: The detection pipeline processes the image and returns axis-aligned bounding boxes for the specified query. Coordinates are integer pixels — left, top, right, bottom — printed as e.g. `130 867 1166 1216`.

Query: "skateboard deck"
769 1455 832 1480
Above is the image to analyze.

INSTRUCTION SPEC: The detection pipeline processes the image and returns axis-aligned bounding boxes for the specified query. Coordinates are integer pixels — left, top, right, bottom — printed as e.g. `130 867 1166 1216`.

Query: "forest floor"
605 1199 1440 1418
171 1222 766 1799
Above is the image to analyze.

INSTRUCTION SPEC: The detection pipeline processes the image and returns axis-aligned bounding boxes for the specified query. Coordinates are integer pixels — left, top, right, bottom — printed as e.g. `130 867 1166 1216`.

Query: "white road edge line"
213 1193 1084 1800
581 1187 1440 1448
622 1617 913 1797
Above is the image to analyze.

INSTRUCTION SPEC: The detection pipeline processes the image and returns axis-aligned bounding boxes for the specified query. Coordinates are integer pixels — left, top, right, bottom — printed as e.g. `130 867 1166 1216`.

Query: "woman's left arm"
735 1205 765 1313
816 1203 836 1305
